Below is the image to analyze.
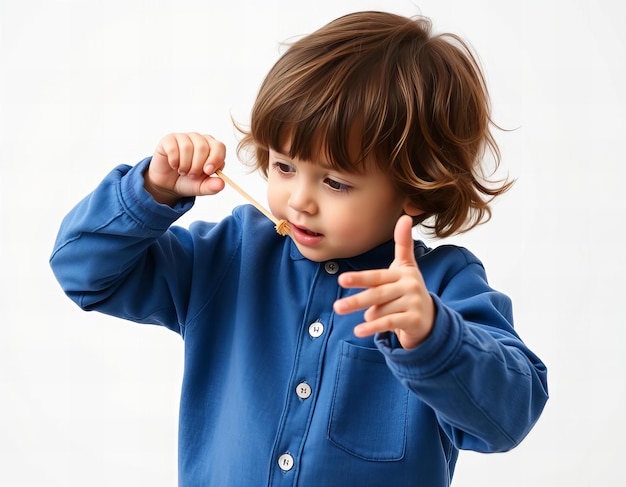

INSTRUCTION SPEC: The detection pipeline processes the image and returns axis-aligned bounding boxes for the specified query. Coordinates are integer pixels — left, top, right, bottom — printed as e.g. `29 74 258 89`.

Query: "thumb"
391 215 417 268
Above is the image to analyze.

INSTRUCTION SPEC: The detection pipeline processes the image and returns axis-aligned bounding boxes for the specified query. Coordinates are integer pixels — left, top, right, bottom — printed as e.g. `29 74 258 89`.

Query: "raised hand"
333 215 435 349
144 133 226 205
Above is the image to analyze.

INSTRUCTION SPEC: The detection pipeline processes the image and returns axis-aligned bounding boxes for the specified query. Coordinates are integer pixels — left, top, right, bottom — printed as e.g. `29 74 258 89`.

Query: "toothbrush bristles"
275 219 291 236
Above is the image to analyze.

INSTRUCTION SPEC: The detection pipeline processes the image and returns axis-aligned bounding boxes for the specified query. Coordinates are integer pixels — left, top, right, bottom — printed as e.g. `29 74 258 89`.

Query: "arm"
49 133 227 331
376 261 548 453
334 216 548 452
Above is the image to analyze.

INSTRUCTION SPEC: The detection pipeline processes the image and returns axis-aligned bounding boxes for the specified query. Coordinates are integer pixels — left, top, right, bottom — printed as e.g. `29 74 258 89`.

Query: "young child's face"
267 143 411 262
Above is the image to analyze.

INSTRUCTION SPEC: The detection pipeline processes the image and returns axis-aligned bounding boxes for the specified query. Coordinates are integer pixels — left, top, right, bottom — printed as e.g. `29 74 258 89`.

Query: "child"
50 10 548 487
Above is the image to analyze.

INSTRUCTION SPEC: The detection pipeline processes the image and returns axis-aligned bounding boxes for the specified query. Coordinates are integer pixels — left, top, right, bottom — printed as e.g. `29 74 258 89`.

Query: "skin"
266 147 408 261
145 132 435 349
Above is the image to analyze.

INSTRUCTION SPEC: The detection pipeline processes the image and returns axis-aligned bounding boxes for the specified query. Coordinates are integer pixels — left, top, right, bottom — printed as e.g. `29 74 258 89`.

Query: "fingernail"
204 164 215 174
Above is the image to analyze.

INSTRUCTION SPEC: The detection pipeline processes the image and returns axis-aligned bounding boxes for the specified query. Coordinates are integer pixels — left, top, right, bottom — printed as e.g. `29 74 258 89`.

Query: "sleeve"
375 246 549 453
49 157 199 334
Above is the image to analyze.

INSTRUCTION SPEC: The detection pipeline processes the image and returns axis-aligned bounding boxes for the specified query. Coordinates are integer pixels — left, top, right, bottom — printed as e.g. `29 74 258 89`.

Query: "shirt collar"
288 238 429 271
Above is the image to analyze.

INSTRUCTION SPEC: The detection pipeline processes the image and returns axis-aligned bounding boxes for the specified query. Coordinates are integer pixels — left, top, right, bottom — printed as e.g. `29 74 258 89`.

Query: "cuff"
118 157 195 231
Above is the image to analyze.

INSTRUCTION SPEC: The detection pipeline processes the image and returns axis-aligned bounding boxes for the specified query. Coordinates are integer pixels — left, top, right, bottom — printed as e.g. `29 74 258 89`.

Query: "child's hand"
333 215 435 350
145 133 226 205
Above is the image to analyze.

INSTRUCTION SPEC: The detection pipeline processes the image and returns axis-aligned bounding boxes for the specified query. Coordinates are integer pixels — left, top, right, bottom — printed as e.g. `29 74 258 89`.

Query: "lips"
298 226 322 236
291 224 324 246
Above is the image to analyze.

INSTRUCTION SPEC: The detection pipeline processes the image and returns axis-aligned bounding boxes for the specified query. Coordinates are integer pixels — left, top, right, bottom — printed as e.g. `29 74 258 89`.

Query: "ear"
402 199 424 217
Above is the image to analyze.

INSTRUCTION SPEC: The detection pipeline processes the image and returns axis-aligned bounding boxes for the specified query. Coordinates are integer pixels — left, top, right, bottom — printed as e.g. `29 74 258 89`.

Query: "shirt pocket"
327 341 409 461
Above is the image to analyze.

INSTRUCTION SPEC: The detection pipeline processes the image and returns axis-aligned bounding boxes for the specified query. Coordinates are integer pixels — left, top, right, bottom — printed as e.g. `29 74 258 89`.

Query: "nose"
288 179 318 214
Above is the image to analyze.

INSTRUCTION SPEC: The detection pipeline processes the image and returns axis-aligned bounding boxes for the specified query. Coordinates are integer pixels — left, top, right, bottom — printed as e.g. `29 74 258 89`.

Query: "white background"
1 0 624 485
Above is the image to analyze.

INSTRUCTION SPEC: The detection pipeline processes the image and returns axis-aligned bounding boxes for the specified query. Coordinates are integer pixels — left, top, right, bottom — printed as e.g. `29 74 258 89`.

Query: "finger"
186 132 211 177
392 215 417 267
363 293 420 323
198 174 226 196
202 135 226 174
337 269 400 289
353 313 403 338
175 133 195 175
154 134 180 171
334 282 401 315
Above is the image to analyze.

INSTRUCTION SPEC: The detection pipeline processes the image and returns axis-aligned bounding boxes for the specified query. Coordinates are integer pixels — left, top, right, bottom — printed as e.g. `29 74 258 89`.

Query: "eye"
272 161 295 174
324 177 351 193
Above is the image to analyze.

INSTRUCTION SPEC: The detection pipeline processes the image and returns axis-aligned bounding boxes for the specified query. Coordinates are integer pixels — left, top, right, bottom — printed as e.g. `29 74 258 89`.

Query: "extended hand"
333 215 435 350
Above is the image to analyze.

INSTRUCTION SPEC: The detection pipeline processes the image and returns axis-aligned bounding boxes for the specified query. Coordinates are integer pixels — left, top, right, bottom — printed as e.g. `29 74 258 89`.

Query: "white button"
308 321 324 338
278 453 294 471
324 261 339 274
296 382 312 399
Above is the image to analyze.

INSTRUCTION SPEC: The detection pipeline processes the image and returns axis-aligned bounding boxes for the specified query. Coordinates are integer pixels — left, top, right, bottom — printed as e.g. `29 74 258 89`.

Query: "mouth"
293 224 322 236
295 225 322 237
291 223 325 246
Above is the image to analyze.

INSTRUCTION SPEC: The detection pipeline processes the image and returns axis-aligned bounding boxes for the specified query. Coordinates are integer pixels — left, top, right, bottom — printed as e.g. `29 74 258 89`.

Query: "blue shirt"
50 158 548 487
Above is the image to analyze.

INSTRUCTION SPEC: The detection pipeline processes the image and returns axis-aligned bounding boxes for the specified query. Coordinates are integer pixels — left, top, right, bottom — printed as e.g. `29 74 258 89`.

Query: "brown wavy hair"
237 11 513 238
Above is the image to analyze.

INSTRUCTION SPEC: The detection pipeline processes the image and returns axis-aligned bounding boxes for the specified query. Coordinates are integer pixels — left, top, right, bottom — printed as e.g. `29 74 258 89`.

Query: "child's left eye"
324 177 351 193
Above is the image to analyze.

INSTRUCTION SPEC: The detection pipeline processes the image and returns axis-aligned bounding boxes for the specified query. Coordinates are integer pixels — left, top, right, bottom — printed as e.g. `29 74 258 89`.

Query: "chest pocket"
328 341 409 461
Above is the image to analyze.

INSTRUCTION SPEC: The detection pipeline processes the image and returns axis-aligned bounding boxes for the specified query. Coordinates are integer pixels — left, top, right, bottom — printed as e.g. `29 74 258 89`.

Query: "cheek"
267 178 287 214
328 204 373 238
337 197 401 240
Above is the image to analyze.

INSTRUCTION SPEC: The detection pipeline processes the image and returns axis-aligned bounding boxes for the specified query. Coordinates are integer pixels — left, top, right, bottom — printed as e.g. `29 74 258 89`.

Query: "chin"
296 243 361 263
293 244 331 263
